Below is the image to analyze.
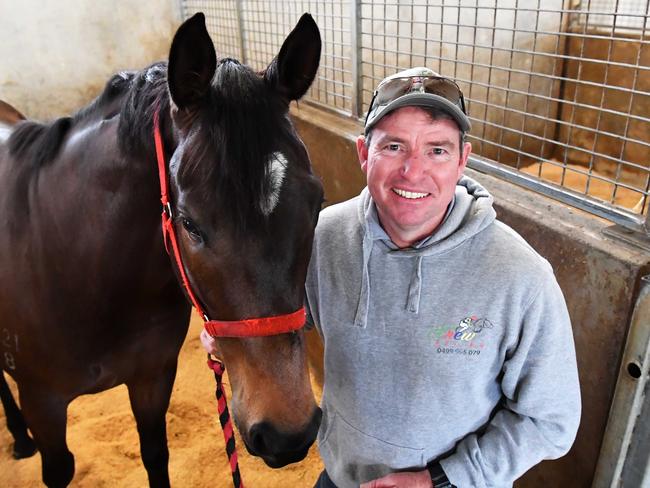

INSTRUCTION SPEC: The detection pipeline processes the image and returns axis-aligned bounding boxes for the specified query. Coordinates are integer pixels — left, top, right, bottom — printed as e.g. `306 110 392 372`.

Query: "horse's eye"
181 218 203 242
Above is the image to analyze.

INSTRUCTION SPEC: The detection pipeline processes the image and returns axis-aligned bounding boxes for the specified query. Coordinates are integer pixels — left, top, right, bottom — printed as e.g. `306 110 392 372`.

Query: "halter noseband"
153 108 306 338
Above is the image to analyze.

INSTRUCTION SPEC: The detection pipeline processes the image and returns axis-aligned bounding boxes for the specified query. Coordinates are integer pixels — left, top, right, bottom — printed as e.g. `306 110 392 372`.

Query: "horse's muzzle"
244 407 322 468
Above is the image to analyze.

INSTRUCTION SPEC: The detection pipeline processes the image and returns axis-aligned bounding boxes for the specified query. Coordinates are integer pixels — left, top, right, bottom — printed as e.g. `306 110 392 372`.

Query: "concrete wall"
0 0 181 120
291 102 650 488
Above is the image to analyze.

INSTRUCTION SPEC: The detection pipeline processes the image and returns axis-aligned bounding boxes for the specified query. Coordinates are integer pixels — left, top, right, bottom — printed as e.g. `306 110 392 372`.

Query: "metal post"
350 0 362 119
235 0 246 65
469 155 649 246
592 275 650 487
175 0 186 21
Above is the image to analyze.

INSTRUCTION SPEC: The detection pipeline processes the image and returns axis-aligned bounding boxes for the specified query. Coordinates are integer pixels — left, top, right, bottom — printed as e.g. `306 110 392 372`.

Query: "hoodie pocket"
319 409 425 487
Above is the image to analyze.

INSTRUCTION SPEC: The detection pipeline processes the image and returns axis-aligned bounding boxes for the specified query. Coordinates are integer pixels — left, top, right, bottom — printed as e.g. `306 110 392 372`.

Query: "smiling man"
305 67 581 488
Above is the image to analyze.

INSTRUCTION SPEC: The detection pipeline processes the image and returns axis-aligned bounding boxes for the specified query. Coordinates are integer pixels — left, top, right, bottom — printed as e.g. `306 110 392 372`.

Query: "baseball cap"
364 67 471 134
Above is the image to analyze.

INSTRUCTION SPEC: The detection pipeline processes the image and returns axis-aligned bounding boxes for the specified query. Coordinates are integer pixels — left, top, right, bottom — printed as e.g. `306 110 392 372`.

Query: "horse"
0 12 323 487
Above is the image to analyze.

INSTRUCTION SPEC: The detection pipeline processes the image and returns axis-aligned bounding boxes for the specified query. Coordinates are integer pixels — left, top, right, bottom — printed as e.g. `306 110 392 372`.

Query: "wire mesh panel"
581 0 650 31
180 0 650 231
357 0 650 226
181 0 243 59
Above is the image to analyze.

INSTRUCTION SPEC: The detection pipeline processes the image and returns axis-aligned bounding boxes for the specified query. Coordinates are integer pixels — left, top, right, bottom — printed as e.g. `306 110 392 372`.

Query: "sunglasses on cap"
365 75 468 126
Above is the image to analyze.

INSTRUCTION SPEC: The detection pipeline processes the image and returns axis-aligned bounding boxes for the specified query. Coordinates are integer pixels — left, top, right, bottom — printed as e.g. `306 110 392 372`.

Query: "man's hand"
360 470 433 488
199 328 218 355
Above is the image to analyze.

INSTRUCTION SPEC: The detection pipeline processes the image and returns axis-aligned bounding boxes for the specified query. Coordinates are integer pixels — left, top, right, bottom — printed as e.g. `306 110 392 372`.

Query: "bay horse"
0 12 323 487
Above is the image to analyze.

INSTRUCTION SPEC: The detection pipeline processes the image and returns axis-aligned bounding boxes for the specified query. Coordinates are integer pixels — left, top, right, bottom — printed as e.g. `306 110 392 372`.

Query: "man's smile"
392 187 430 199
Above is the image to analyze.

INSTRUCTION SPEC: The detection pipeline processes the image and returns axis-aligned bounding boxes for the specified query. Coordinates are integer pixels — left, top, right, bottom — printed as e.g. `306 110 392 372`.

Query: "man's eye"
432 147 447 156
387 143 400 151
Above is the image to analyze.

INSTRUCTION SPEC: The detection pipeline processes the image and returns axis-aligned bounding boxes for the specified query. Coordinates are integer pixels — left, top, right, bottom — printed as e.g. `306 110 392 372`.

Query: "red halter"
152 108 306 338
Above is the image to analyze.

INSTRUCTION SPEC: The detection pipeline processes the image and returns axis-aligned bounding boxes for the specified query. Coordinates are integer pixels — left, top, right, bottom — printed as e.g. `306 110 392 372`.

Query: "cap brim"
365 92 471 133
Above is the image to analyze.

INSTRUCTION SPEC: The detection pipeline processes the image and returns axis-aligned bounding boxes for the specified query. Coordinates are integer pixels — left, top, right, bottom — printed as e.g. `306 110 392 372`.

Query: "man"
305 67 581 488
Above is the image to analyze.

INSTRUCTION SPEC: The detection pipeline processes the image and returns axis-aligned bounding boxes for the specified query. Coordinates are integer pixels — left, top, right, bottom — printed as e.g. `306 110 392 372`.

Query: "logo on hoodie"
431 315 494 356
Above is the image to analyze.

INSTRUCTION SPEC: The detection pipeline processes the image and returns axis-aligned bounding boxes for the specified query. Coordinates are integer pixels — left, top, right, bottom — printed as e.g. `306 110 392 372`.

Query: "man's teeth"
393 188 429 199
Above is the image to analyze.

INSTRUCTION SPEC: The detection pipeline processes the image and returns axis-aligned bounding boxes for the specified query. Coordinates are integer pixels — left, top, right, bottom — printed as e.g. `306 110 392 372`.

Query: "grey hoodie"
305 176 581 488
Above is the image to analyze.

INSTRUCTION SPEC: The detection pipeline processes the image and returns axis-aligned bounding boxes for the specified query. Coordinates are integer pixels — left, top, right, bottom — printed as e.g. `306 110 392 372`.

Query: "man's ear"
357 135 369 173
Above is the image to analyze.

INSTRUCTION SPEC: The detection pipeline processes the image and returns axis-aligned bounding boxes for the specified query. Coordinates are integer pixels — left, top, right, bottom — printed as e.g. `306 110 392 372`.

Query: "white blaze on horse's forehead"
260 152 288 216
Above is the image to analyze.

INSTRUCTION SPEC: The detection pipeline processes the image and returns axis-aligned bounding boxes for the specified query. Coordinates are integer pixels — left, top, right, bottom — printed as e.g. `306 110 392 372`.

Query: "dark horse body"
0 13 322 487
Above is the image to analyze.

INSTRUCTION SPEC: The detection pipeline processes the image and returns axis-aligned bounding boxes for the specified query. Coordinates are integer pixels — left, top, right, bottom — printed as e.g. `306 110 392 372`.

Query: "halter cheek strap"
152 108 306 338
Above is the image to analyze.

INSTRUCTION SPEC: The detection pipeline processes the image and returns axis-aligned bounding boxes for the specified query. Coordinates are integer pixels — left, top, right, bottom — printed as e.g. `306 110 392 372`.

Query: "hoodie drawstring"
406 256 423 314
354 239 424 326
353 235 374 327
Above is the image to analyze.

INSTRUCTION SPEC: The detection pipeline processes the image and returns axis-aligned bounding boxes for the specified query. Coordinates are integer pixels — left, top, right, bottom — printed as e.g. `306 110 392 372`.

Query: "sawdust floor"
520 161 647 213
0 315 324 487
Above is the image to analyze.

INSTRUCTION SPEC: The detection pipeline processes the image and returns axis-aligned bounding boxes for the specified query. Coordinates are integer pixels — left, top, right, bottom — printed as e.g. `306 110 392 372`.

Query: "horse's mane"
7 71 136 167
117 63 169 160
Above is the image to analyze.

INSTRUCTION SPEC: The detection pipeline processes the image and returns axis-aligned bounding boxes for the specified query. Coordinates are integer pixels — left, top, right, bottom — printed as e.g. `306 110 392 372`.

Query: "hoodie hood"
353 175 496 327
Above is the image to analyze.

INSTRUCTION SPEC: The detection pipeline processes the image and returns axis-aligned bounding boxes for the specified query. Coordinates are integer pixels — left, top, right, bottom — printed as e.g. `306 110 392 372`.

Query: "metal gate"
178 0 650 237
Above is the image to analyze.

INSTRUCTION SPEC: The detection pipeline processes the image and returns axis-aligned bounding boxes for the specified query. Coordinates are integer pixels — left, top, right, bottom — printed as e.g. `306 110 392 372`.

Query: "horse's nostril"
249 422 272 454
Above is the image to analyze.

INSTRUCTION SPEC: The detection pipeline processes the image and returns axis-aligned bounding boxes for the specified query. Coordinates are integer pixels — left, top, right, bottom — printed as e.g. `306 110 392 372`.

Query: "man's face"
357 106 471 248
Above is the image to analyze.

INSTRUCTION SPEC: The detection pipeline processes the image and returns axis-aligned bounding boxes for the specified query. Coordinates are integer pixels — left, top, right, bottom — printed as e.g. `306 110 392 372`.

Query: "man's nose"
400 153 426 178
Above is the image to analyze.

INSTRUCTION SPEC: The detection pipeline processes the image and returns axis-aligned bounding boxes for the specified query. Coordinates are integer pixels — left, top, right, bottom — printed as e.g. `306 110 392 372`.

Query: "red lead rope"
153 108 306 488
207 357 244 488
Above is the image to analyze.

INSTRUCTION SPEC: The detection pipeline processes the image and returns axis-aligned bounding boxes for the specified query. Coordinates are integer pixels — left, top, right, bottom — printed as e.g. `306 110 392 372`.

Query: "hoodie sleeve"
439 273 581 487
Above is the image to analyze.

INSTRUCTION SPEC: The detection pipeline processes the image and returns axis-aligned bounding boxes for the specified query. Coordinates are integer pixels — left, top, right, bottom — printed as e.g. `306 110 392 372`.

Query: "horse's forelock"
213 59 261 102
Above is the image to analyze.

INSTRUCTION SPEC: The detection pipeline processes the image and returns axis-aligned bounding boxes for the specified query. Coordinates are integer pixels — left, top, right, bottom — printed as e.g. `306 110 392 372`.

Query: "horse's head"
163 13 323 467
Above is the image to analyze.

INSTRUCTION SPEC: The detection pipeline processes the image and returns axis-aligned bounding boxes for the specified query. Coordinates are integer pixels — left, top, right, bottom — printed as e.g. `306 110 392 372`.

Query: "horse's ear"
168 13 217 110
264 13 321 102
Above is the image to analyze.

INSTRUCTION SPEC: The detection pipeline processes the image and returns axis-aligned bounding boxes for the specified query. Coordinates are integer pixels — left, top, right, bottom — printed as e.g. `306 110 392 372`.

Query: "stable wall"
291 102 650 488
0 0 181 120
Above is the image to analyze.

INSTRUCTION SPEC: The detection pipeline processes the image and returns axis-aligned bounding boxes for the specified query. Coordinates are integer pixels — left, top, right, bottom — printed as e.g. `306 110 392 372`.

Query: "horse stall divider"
592 275 650 487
